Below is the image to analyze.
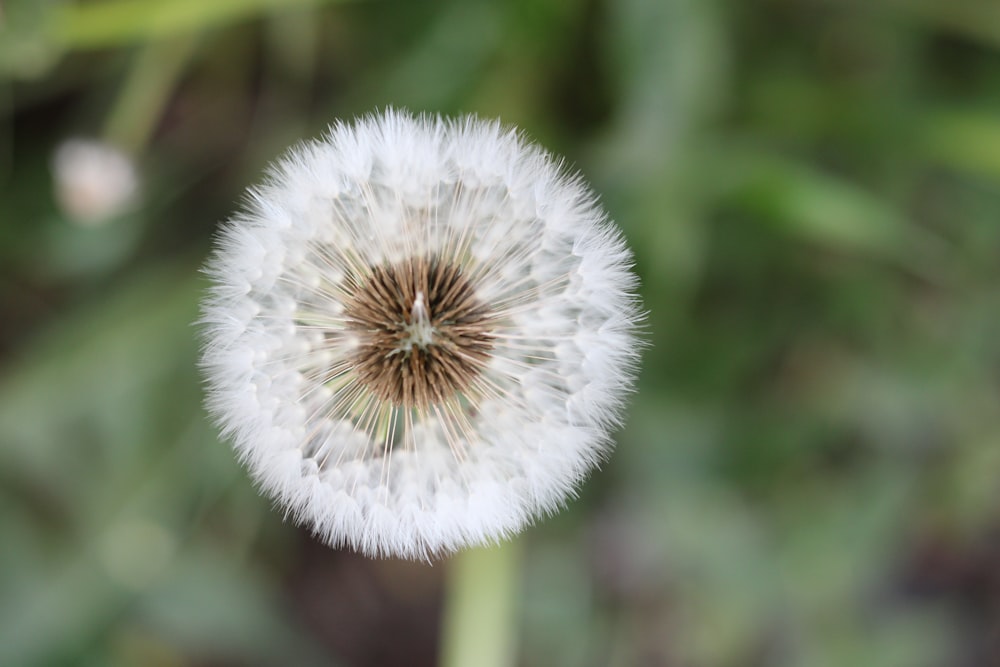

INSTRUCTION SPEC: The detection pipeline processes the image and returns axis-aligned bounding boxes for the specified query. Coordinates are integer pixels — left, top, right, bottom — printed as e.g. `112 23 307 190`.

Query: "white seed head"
200 109 642 559
52 138 138 225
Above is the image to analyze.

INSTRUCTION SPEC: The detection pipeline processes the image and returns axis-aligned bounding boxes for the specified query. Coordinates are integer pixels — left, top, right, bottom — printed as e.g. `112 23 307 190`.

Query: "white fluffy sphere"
200 109 641 559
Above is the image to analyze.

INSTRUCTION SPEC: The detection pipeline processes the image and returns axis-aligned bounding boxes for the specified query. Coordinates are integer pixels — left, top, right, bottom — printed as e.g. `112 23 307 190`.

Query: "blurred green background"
2 0 1000 665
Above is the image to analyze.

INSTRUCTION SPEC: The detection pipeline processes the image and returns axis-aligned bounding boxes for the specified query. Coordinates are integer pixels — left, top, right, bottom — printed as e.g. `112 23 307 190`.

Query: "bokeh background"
3 0 1000 665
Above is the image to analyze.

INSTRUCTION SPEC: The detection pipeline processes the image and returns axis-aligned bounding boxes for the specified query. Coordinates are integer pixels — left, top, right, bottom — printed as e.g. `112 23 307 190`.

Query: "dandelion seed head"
52 138 138 225
201 109 642 559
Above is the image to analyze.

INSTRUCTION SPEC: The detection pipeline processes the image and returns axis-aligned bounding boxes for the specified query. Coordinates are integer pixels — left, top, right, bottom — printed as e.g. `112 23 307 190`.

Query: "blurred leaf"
918 110 1000 182
367 0 502 111
0 0 63 78
48 0 355 50
592 0 728 291
719 151 905 254
895 0 1000 50
713 149 952 282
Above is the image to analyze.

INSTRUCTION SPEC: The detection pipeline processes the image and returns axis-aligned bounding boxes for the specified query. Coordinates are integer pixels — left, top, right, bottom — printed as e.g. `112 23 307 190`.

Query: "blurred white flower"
52 138 138 225
200 110 641 559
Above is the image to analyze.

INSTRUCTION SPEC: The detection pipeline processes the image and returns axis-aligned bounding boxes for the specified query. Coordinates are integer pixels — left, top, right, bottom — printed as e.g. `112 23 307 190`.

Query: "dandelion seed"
200 109 642 559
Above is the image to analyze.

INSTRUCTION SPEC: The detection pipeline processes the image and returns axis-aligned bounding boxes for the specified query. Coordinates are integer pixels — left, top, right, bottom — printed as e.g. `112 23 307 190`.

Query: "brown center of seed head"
342 255 495 409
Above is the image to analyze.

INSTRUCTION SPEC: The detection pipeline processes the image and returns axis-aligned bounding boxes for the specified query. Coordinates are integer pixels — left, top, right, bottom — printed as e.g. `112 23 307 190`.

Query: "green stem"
102 34 199 155
439 539 522 667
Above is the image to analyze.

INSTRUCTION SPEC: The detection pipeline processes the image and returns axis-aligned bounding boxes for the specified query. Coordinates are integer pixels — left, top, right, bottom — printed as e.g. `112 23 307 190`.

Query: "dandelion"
200 110 641 559
51 138 138 225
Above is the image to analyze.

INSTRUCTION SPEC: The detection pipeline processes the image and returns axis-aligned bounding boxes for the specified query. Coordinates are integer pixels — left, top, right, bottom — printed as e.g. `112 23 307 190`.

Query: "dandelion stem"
439 539 522 667
103 34 199 154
